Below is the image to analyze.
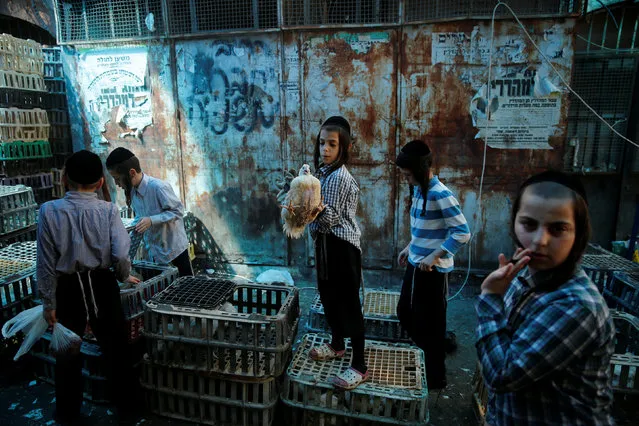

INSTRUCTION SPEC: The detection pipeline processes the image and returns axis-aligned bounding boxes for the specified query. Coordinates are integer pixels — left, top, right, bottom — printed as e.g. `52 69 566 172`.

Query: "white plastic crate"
611 310 639 394
0 274 35 323
144 276 300 378
0 34 44 75
582 244 639 292
141 361 278 426
0 107 50 143
281 333 429 425
0 69 46 91
307 290 409 342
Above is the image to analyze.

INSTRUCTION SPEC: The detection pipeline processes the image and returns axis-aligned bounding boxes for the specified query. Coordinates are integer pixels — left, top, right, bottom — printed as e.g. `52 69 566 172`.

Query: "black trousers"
54 269 136 418
171 249 194 277
315 233 366 371
397 263 448 384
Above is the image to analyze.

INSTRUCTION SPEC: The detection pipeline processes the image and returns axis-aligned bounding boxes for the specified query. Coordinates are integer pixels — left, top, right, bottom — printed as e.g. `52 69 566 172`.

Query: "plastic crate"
141 361 278 426
119 261 179 340
605 273 639 317
0 140 52 160
0 240 37 263
0 205 37 235
0 224 36 247
49 124 70 139
0 172 53 189
0 88 45 109
0 69 46 91
0 107 50 143
144 277 300 378
46 109 68 126
43 62 63 79
51 168 63 184
0 185 36 209
611 310 639 395
0 34 44 75
582 250 639 293
307 290 410 342
0 274 35 323
30 331 109 403
44 79 65 94
42 47 61 64
281 333 429 426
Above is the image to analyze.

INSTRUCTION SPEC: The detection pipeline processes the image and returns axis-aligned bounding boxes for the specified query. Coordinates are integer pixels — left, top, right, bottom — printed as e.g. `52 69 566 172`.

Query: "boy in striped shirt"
395 140 470 390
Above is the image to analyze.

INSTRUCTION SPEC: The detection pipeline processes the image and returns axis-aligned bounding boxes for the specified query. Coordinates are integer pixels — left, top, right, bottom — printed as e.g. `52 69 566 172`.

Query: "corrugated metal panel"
176 36 285 265
300 30 398 269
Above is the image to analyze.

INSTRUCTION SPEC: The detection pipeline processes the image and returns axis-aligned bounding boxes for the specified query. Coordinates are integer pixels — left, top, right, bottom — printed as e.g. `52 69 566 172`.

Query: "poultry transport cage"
144 275 300 378
119 261 179 343
0 185 37 235
605 272 639 318
0 241 36 323
141 360 278 426
307 289 409 342
582 244 639 292
281 333 429 426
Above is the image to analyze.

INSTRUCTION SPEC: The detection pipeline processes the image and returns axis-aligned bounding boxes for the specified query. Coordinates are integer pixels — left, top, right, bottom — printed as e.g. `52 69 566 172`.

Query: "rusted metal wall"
60 18 576 270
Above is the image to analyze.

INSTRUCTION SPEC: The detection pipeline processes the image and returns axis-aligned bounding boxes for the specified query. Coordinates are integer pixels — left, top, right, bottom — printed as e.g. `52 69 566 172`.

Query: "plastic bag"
1 305 49 361
50 323 82 355
255 269 294 286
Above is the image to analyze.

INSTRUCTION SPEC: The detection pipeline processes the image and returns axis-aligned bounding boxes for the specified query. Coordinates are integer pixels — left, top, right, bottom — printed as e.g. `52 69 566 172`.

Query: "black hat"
106 147 135 168
65 150 103 185
521 170 588 204
395 140 432 168
322 116 351 135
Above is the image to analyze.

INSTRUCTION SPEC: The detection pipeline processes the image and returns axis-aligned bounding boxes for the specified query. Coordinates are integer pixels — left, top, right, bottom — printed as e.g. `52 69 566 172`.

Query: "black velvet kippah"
521 170 588 204
322 116 351 135
395 140 431 167
65 150 103 184
106 147 135 168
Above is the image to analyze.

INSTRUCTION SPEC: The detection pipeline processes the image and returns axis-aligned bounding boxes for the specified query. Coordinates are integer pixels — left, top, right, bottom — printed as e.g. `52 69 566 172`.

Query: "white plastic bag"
1 305 49 361
255 269 294 286
50 323 82 355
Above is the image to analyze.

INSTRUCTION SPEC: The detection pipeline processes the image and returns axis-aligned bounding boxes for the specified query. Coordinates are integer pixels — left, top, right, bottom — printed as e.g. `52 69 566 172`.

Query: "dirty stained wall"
61 18 576 270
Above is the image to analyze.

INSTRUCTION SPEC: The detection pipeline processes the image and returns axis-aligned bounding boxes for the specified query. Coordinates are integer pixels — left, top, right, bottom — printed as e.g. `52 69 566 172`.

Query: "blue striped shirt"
37 192 131 310
476 268 615 425
408 176 470 272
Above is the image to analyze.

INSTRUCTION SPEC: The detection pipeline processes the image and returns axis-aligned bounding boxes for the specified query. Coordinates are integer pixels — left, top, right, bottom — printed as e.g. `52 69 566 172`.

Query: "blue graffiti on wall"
187 41 279 135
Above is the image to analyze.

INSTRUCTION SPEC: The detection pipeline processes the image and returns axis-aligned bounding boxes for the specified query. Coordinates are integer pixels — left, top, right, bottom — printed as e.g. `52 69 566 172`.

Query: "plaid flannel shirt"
476 267 615 426
308 164 361 250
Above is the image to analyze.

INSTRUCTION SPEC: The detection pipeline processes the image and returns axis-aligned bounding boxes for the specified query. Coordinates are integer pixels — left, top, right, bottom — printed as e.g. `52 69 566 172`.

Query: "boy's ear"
128 168 137 178
95 177 104 190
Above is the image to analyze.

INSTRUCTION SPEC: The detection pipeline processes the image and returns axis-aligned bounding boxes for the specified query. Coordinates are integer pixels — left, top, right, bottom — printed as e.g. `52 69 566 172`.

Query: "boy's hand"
135 217 152 233
44 309 57 326
481 248 531 296
418 252 440 272
125 275 141 285
398 247 409 267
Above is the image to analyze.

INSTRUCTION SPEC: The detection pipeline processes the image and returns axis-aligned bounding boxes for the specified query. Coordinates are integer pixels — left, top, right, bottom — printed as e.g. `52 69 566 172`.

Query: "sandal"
309 343 346 361
332 367 370 390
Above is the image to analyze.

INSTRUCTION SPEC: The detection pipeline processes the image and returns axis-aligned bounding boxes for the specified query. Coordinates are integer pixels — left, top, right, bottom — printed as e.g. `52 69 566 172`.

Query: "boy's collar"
133 173 148 195
65 191 98 199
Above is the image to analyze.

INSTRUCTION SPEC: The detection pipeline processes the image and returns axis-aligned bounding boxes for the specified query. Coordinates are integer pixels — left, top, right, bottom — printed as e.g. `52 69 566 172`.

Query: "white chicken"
280 164 323 239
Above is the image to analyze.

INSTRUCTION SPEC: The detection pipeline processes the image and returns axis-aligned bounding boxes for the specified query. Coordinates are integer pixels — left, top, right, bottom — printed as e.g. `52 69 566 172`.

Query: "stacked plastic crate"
582 243 639 293
142 275 300 425
0 34 52 162
606 272 639 318
281 333 429 425
30 260 180 403
307 289 409 342
0 185 38 248
42 47 72 168
0 241 36 324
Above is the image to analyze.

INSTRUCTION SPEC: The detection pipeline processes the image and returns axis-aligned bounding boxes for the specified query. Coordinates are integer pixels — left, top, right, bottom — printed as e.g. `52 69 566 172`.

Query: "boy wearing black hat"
106 147 192 276
37 150 140 423
395 140 470 390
